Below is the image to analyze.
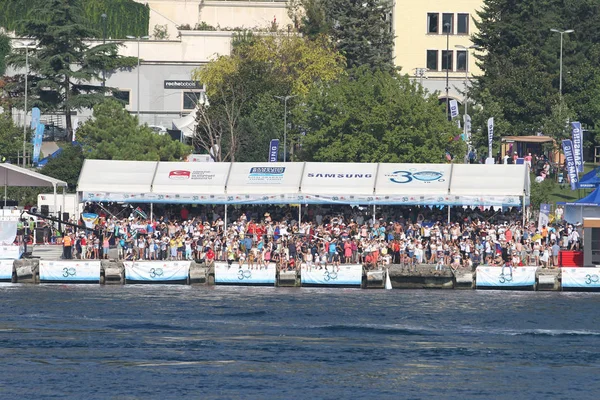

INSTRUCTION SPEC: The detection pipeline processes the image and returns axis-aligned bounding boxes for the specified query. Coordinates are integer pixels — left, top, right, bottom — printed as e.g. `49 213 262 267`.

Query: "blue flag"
562 139 579 190
32 123 44 164
268 139 280 162
571 121 583 173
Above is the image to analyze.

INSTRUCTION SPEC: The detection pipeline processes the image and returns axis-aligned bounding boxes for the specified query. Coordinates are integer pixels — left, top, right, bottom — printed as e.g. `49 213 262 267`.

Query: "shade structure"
450 164 530 196
0 163 66 188
225 162 304 203
151 162 230 196
578 167 600 189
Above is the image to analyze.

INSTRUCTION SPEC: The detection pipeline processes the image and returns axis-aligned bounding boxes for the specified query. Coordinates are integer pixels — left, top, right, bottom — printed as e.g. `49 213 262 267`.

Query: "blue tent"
562 186 600 206
578 167 600 189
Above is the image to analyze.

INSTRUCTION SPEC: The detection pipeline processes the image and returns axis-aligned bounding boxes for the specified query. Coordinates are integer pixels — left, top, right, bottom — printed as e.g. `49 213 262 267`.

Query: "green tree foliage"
0 113 25 163
472 0 600 138
7 0 138 141
76 99 191 161
0 0 149 38
530 177 555 211
40 144 85 190
288 0 394 72
297 68 465 163
0 33 9 76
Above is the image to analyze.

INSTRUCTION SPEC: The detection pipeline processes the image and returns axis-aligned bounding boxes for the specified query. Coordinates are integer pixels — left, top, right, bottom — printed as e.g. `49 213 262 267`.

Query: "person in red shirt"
205 248 215 266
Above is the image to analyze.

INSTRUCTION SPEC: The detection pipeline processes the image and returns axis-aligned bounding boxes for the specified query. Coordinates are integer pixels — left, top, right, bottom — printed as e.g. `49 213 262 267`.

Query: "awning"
78 160 158 198
0 163 67 187
225 162 304 203
450 164 528 196
300 162 377 195
375 163 451 195
152 162 230 195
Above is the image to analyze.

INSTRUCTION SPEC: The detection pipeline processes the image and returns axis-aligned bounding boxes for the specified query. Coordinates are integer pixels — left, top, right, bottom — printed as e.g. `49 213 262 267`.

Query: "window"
427 50 438 71
441 50 453 71
442 13 453 34
456 50 467 71
457 13 469 34
113 90 130 105
427 13 439 34
183 91 203 110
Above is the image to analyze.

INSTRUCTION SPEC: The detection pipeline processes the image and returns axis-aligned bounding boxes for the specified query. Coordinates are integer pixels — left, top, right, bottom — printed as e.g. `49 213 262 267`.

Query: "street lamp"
101 13 107 87
15 40 36 167
126 35 150 120
550 28 574 98
444 22 451 120
455 45 479 138
274 95 297 162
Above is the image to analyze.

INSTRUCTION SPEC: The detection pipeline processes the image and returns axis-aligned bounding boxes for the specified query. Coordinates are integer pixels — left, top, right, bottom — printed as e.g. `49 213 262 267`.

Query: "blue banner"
562 139 579 190
268 139 280 162
124 261 190 282
562 268 600 289
30 107 41 131
32 123 44 164
571 122 583 173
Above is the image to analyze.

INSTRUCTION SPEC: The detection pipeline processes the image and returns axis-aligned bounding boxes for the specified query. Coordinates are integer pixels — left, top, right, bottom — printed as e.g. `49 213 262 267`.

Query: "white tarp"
39 260 101 282
476 266 536 288
300 162 377 196
124 261 190 282
152 162 230 196
214 262 276 285
226 162 304 199
561 268 600 289
78 160 158 199
301 264 362 286
0 221 17 246
375 163 451 196
451 164 528 197
0 260 13 280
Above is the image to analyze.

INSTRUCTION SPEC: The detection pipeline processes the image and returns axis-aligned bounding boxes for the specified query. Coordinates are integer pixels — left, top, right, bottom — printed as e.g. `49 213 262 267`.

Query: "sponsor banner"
562 139 579 190
268 139 279 162
449 99 459 119
476 266 536 288
214 262 276 285
464 114 472 140
0 260 14 280
538 203 551 231
301 162 378 195
164 80 203 89
0 221 17 246
39 260 101 282
30 107 41 130
301 264 362 286
151 162 231 195
124 261 190 282
32 123 44 164
561 268 600 288
571 122 584 173
0 245 21 260
226 162 304 195
487 117 494 158
375 163 451 195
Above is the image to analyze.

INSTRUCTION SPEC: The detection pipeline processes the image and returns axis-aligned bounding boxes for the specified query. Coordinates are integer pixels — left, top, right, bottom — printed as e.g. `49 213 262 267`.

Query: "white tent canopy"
77 160 529 207
0 163 67 188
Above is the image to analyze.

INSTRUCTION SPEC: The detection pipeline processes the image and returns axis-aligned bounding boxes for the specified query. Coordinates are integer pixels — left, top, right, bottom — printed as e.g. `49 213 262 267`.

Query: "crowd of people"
43 204 582 272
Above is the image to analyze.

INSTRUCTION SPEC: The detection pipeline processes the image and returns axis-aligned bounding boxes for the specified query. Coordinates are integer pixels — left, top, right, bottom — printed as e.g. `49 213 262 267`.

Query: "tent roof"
502 136 554 143
152 162 230 195
77 159 158 193
0 163 67 187
226 162 303 195
375 163 451 195
561 187 600 206
578 167 600 189
450 164 529 196
300 162 377 195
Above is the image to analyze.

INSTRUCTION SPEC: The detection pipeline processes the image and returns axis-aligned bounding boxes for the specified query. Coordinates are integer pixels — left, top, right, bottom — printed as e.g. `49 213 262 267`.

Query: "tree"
76 99 191 161
0 113 26 163
0 32 9 76
296 68 465 163
192 33 345 162
7 0 137 141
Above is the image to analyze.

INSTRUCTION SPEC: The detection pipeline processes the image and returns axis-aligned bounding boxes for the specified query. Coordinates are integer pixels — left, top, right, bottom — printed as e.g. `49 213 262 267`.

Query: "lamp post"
15 40 36 167
550 28 574 99
101 13 107 87
455 45 479 137
126 35 150 120
444 22 451 120
274 95 297 162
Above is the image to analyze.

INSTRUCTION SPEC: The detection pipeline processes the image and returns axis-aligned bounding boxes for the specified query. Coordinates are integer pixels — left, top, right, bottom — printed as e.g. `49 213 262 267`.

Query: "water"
0 285 599 399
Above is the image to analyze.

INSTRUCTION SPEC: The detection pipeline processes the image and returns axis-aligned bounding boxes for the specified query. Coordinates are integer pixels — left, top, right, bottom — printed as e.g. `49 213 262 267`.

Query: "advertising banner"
32 123 44 164
487 117 494 158
562 139 579 190
571 121 584 173
123 261 191 282
375 163 451 195
151 162 230 195
214 262 276 285
561 268 600 289
301 162 377 195
538 203 551 231
301 264 362 286
0 260 14 280
475 266 536 288
464 114 472 140
39 260 101 282
0 245 22 260
30 107 41 130
449 99 459 119
226 162 304 196
268 139 279 162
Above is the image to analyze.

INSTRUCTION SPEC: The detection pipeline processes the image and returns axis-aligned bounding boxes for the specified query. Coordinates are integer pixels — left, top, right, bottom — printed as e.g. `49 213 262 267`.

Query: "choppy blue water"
0 285 599 399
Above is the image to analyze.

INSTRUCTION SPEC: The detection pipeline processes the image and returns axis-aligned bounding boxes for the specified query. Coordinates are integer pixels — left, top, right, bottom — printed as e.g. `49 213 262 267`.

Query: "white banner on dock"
301 264 363 286
476 266 536 288
0 260 14 280
39 260 101 282
214 262 276 285
561 267 600 288
124 261 191 282
0 245 21 260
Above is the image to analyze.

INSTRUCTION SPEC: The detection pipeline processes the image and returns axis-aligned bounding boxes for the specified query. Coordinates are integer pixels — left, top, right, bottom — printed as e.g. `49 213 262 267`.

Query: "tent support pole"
298 204 301 224
3 184 6 208
372 204 376 225
522 196 525 227
62 186 66 221
150 203 153 222
4 169 7 208
53 184 57 219
447 205 451 224
224 204 228 232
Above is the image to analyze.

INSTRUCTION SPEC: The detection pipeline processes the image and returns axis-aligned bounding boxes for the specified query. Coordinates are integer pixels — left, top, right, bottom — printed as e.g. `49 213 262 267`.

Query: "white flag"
487 117 494 158
449 99 459 119
464 114 471 140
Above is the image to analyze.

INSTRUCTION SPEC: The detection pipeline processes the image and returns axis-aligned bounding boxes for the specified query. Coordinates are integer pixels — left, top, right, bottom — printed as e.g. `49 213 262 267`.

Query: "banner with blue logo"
268 139 279 162
301 264 362 286
39 260 101 282
214 262 276 285
0 260 14 280
32 123 44 164
562 139 579 190
561 268 600 289
124 261 190 282
449 99 459 119
476 266 536 288
571 122 583 173
30 107 41 131
538 203 551 230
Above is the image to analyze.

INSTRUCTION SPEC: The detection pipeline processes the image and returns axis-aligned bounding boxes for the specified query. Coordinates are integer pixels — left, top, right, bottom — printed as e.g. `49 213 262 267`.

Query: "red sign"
169 170 191 180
